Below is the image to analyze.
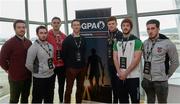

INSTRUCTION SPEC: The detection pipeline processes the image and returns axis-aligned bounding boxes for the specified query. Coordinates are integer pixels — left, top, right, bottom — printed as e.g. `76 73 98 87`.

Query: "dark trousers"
117 78 140 103
141 78 168 104
64 67 85 103
108 64 119 103
53 66 66 103
32 75 55 103
9 78 31 103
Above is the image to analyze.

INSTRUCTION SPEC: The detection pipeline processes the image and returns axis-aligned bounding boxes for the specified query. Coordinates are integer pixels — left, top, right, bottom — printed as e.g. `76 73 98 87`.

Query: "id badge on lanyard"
143 61 151 74
120 57 127 69
73 35 82 62
36 40 54 69
76 50 81 62
56 50 62 60
143 41 156 74
120 38 128 69
108 47 112 58
48 58 54 69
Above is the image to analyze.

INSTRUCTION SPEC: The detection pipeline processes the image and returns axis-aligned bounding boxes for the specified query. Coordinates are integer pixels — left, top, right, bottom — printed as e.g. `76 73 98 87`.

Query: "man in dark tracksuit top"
62 19 86 103
107 16 123 103
142 19 179 104
0 20 32 103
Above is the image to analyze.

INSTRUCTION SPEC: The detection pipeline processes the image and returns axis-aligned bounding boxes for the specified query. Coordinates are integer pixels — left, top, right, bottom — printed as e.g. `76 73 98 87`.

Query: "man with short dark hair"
63 19 86 103
47 17 66 103
107 16 123 103
0 19 32 103
26 26 55 103
142 19 179 103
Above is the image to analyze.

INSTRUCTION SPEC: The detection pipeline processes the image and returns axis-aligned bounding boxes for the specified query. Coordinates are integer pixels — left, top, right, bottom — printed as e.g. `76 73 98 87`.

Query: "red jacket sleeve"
0 41 12 71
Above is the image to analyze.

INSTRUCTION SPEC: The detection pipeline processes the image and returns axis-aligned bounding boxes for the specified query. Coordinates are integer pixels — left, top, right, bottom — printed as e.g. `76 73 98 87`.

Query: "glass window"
138 15 177 41
68 23 73 35
47 0 64 22
117 19 123 32
28 0 44 22
0 22 12 97
29 24 39 41
137 0 177 13
47 24 66 35
0 0 25 19
67 0 127 20
0 22 14 39
29 24 66 42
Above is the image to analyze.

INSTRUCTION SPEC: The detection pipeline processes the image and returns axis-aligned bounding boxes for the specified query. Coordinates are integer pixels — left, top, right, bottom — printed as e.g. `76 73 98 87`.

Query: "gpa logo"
97 21 105 30
81 21 105 30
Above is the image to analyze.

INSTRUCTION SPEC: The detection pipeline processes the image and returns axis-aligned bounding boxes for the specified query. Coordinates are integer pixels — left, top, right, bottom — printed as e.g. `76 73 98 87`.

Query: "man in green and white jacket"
113 18 143 103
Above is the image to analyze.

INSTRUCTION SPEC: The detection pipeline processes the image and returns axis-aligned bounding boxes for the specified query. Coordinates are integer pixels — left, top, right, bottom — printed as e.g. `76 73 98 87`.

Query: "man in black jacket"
107 16 123 103
62 19 86 103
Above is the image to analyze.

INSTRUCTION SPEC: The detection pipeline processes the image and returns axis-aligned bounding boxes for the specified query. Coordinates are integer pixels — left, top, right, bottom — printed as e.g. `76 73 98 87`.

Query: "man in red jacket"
0 20 32 103
47 17 66 103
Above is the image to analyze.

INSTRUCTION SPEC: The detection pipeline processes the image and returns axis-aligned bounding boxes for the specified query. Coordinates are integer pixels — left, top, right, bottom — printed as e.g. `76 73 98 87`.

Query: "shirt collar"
16 35 25 40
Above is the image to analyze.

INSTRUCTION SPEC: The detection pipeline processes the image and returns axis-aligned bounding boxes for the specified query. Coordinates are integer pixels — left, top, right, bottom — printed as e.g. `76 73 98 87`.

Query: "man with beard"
0 20 32 103
141 19 179 103
113 18 142 103
26 26 55 103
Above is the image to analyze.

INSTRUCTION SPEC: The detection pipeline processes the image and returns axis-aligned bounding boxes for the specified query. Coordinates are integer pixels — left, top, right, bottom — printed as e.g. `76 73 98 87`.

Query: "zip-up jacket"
143 34 179 81
107 29 123 65
47 29 66 67
26 40 54 78
62 34 86 69
113 34 143 78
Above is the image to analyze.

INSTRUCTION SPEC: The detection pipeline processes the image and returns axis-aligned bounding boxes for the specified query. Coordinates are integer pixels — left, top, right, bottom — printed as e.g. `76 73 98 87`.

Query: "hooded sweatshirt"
26 40 54 78
143 34 179 81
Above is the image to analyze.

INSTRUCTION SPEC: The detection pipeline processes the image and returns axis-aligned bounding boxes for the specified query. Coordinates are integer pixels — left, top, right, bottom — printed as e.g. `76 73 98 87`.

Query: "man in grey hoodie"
26 26 55 103
142 19 179 104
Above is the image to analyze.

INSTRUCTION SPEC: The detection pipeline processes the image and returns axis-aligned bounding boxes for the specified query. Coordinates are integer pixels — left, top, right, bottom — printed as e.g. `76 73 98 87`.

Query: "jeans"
53 66 66 103
64 67 86 103
141 78 168 104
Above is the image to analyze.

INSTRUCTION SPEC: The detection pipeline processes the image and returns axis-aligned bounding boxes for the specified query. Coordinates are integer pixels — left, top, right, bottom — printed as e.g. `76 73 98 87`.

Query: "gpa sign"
76 8 112 103
80 18 108 33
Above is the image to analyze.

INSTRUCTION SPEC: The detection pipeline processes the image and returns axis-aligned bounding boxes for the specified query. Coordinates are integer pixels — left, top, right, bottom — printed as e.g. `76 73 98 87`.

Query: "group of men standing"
0 16 179 104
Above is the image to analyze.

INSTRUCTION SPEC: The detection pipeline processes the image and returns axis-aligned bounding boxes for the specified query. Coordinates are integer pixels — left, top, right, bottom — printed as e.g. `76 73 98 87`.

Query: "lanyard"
53 32 63 49
36 40 51 57
145 40 157 61
72 35 81 49
55 35 63 45
121 37 129 56
107 30 118 45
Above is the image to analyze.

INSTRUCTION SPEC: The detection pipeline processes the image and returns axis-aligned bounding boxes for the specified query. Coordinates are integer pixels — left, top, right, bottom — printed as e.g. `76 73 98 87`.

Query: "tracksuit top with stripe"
113 34 143 78
143 34 179 81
